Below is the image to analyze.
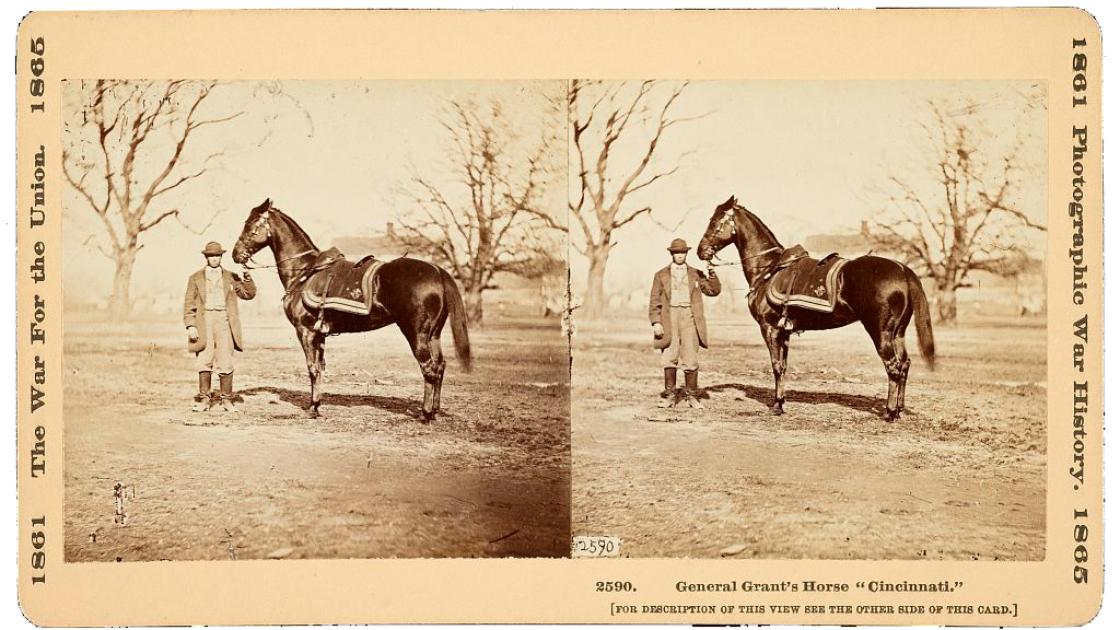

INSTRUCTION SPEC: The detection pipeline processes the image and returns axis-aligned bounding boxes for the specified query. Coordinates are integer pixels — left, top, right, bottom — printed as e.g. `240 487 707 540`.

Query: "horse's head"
232 198 274 264
697 195 739 261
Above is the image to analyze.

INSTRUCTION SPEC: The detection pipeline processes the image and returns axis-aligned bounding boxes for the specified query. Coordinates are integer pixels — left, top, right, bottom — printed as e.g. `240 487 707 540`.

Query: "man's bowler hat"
667 238 691 253
201 242 226 256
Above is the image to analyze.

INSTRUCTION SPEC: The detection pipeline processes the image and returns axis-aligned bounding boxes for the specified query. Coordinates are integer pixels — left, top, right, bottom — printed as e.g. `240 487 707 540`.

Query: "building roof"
804 232 873 255
330 222 407 257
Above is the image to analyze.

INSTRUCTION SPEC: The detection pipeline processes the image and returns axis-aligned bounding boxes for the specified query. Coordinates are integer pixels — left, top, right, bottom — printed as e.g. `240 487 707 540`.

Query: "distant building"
803 223 1046 318
803 221 875 258
331 222 408 259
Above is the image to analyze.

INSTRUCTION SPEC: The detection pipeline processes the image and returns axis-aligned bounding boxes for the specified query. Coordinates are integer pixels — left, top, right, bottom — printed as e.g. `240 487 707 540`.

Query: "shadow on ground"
706 382 882 415
241 385 417 417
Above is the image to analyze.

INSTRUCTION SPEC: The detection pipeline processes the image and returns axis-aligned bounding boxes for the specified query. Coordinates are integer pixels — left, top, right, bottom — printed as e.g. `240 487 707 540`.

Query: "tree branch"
138 208 180 233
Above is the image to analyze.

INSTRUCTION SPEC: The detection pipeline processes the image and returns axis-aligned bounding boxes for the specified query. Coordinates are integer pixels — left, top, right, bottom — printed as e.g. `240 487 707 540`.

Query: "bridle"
237 210 316 270
706 203 781 271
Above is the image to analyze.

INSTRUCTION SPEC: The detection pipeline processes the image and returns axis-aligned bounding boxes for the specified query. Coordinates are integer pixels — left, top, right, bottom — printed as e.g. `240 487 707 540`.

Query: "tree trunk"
108 248 137 320
464 285 484 325
583 246 609 320
934 285 957 325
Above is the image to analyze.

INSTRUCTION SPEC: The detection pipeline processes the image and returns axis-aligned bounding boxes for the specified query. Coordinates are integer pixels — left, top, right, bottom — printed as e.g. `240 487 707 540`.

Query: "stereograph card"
14 9 1103 626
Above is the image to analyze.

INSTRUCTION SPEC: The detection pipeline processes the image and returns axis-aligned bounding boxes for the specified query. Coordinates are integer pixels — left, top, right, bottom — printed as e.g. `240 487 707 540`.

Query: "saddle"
311 246 346 269
301 254 385 318
764 250 847 315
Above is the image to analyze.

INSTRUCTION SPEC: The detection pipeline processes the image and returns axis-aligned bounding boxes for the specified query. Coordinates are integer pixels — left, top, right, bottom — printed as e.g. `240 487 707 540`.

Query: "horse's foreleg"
298 327 324 418
762 324 790 415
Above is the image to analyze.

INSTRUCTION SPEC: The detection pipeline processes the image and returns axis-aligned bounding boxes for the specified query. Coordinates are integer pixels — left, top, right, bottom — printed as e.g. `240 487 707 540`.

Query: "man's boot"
192 371 212 412
219 372 239 413
657 367 677 408
683 369 704 409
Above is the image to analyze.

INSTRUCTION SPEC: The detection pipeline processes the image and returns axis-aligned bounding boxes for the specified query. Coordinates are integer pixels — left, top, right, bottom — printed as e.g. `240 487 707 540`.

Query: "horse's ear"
264 198 272 209
727 195 737 206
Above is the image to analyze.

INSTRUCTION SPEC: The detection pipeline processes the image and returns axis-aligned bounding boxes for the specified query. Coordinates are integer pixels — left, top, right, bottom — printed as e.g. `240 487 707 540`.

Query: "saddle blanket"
765 254 848 313
302 255 384 315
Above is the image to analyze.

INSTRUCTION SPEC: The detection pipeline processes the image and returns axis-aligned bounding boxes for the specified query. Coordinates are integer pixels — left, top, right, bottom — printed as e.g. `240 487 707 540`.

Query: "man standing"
649 238 721 409
184 241 257 412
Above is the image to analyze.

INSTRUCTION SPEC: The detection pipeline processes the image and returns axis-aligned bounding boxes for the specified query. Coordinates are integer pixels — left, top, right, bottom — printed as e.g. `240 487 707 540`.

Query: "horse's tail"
908 271 936 371
441 268 472 372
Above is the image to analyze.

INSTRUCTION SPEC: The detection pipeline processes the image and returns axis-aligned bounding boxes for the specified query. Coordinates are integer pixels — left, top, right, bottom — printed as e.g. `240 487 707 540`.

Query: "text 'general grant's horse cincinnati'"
697 196 935 422
232 199 471 422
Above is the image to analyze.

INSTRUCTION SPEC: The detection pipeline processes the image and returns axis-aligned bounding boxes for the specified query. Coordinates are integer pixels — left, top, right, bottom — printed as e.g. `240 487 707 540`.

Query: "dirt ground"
572 312 1046 560
64 312 569 561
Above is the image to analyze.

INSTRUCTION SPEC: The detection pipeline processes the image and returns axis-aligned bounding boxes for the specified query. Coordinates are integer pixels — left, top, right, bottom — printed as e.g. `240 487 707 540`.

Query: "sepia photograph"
60 79 571 560
569 80 1047 559
15 8 1102 627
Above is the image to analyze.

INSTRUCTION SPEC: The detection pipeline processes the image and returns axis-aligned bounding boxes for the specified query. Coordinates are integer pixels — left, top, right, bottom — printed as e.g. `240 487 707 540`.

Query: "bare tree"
867 98 1045 324
393 95 565 325
569 80 703 320
62 80 244 319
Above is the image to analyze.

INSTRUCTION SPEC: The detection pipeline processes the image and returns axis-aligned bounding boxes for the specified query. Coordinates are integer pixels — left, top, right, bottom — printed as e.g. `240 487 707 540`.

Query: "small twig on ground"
488 529 520 544
906 492 933 504
221 528 238 560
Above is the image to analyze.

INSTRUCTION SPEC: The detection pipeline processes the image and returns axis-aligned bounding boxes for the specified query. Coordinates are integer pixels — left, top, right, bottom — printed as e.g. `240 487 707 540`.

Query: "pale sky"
62 80 566 306
568 80 1047 297
62 79 1045 307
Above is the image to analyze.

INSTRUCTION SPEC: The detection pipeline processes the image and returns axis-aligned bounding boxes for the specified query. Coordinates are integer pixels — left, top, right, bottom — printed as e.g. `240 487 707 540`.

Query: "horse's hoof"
419 410 435 424
306 406 320 419
883 410 899 422
770 405 784 416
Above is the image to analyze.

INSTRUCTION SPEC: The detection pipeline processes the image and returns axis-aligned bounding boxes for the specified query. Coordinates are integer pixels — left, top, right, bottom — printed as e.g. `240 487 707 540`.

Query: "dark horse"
697 196 935 421
231 199 471 422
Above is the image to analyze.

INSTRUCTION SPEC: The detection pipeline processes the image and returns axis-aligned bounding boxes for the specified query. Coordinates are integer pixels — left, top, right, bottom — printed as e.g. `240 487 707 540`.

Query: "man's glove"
187 326 199 342
706 262 717 278
652 322 665 338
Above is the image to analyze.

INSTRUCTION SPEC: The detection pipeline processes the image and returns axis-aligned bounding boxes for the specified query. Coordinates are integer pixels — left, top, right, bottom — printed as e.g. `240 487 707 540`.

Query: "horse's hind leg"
429 336 446 413
402 320 444 423
863 297 907 422
892 308 913 417
893 335 912 417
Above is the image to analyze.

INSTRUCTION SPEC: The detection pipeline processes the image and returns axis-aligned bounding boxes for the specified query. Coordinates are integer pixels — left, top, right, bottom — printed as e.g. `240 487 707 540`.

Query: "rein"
242 249 317 270
708 246 781 268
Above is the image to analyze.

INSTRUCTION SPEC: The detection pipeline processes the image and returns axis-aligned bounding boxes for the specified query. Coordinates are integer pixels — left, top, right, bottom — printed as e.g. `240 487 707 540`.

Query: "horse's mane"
734 203 782 248
269 206 319 250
